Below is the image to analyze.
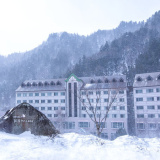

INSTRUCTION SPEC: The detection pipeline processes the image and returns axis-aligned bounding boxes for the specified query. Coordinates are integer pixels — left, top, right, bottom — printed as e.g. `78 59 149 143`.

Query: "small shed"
0 103 59 136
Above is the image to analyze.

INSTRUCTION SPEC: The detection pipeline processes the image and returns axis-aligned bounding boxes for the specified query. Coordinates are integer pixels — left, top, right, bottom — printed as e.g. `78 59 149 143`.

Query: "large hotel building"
16 74 128 139
16 72 160 138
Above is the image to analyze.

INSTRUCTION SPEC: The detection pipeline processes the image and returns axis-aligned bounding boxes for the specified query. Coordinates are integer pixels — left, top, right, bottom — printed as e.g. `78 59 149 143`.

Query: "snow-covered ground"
0 132 160 160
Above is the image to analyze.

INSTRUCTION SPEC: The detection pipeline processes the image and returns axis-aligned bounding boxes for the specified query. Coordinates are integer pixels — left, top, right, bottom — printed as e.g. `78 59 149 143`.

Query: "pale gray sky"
0 0 160 56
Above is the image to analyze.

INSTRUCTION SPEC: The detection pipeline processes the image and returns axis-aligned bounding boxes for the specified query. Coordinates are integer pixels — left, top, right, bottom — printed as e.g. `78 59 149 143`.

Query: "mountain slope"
0 21 142 108
68 11 160 83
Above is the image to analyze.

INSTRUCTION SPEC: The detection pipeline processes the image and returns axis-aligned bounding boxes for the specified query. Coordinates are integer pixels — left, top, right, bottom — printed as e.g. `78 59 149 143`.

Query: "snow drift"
0 131 160 160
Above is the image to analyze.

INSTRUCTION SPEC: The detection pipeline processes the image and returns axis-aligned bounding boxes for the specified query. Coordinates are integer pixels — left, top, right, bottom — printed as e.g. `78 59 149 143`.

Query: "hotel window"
103 91 108 94
101 133 108 139
146 89 153 93
104 106 109 110
119 90 124 94
119 98 124 102
54 100 58 103
61 99 65 103
82 114 86 118
54 92 58 96
54 107 58 110
17 93 21 97
136 89 143 93
111 122 124 128
17 100 21 104
136 98 143 102
47 92 52 96
89 106 94 110
23 93 27 97
120 114 125 118
96 99 101 103
148 114 155 118
29 93 33 97
96 91 101 95
158 106 160 109
111 90 116 94
41 107 45 110
100 122 106 128
89 114 93 118
112 106 117 110
137 123 145 129
41 93 45 96
147 97 154 101
23 100 27 102
156 88 160 92
112 114 117 118
137 114 144 118
82 106 86 110
157 97 160 101
61 92 65 96
120 106 125 110
41 100 45 103
158 114 160 118
112 98 117 102
137 106 144 110
96 106 101 110
61 107 65 110
48 114 52 118
35 107 39 110
147 105 155 109
89 91 93 95
47 100 52 103
29 100 33 103
54 114 58 117
63 122 75 129
148 123 156 130
104 98 108 102
48 107 52 110
82 99 85 103
35 100 39 103
35 93 39 96
78 122 90 128
89 99 94 103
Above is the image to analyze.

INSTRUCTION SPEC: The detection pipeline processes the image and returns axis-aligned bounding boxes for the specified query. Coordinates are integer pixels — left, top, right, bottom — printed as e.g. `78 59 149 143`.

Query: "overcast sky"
0 0 160 56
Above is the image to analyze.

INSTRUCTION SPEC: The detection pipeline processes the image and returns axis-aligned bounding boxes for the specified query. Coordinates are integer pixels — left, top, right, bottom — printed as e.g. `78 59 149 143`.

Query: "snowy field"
0 132 160 160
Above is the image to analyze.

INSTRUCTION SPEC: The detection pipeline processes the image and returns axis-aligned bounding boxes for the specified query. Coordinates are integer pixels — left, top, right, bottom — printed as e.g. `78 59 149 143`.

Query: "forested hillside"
67 11 160 84
0 21 142 109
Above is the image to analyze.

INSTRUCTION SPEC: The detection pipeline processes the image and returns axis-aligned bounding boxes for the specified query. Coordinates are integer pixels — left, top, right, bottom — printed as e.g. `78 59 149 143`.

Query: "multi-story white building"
133 72 160 137
16 73 128 139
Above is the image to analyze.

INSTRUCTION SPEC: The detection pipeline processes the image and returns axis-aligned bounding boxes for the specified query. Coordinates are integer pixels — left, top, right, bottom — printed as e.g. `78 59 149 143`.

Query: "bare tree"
78 82 124 137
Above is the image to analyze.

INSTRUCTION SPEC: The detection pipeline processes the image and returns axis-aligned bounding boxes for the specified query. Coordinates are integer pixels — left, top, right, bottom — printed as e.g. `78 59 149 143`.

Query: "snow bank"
0 131 160 160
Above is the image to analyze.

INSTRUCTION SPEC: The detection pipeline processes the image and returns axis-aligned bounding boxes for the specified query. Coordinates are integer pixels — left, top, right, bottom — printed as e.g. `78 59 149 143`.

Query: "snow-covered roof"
133 72 160 88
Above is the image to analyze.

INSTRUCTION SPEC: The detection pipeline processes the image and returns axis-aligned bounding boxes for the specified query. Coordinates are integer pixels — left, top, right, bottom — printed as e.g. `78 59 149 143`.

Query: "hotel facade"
133 72 160 137
16 74 128 139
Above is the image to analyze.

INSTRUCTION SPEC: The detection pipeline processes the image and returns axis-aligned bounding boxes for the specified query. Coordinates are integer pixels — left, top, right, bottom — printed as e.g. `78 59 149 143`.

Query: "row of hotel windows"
53 121 124 129
35 106 65 111
81 114 126 118
45 112 126 118
137 123 160 130
82 98 125 103
17 92 65 97
136 97 160 101
136 105 160 110
81 90 125 95
17 99 65 104
137 114 160 118
81 106 126 111
135 88 160 94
